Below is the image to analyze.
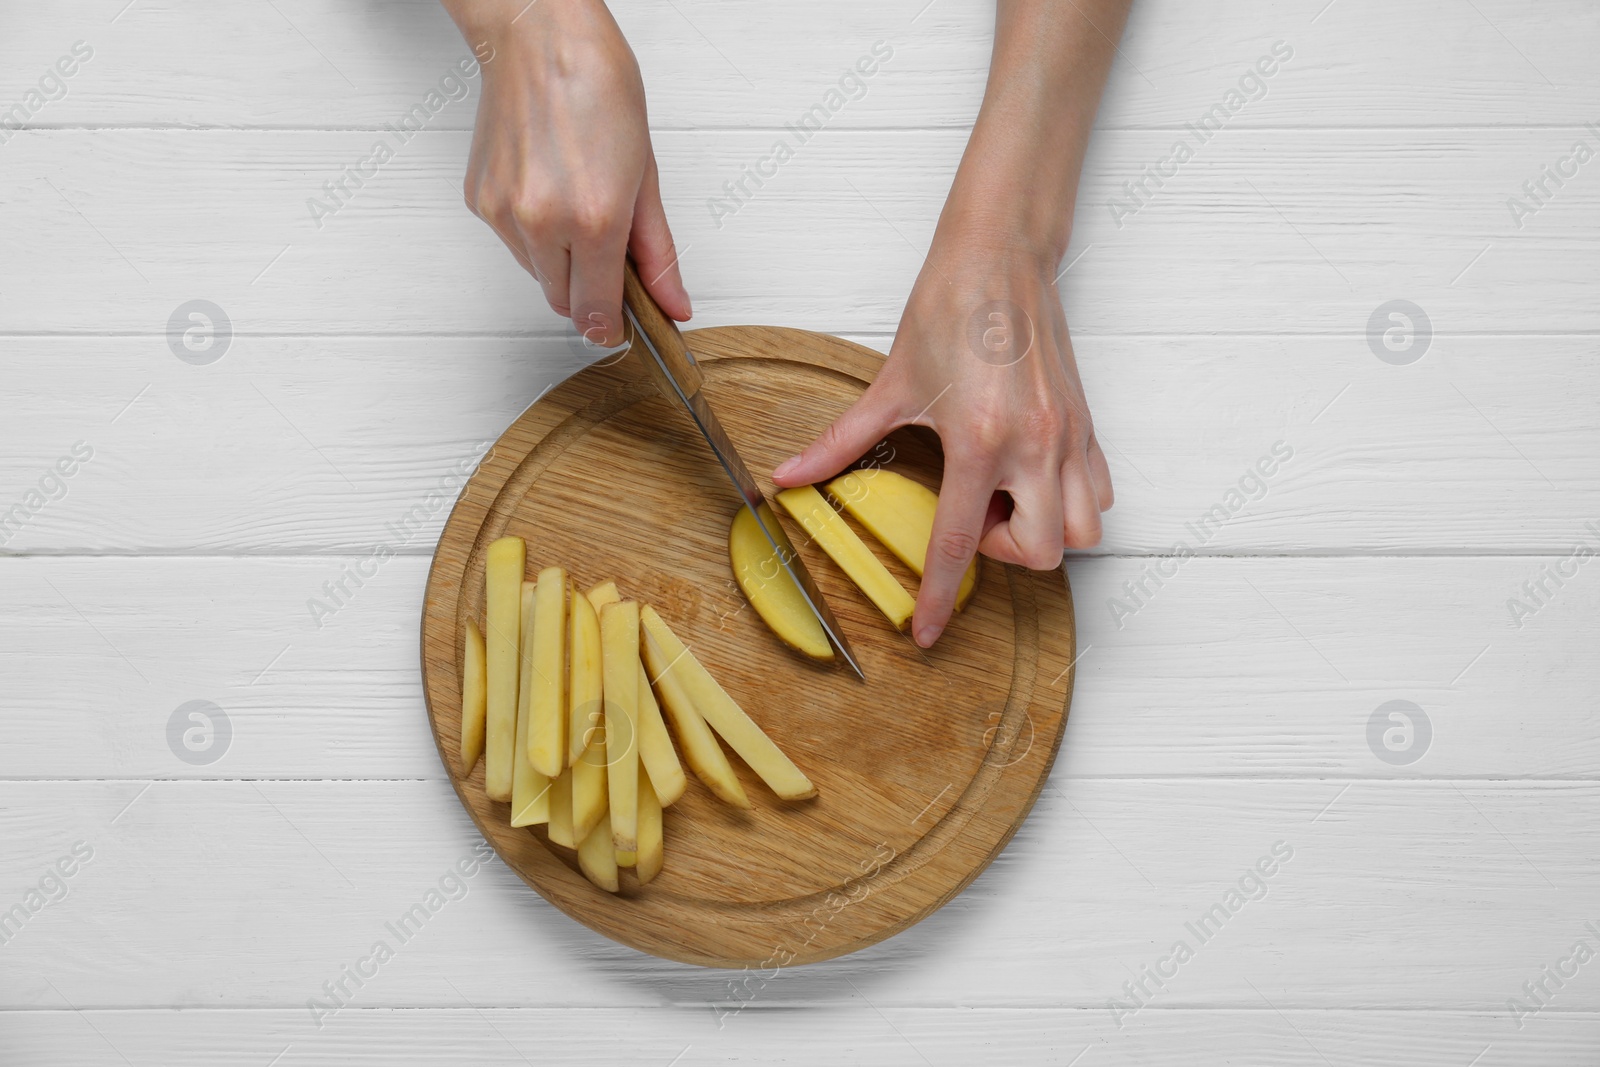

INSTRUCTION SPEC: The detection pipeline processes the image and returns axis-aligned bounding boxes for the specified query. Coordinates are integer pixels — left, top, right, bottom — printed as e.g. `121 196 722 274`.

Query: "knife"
619 259 866 681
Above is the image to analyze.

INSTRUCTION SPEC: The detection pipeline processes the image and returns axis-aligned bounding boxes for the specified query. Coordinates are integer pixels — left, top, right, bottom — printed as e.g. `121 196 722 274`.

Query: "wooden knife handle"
622 258 704 398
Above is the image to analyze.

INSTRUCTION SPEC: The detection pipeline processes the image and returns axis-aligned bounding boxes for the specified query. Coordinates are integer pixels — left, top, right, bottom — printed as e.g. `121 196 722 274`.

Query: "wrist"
933 174 1075 272
441 0 607 45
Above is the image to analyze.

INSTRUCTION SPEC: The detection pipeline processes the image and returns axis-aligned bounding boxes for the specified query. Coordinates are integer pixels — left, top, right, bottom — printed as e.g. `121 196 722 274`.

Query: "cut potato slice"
458 617 487 775
571 735 608 844
636 661 686 807
483 536 525 801
776 484 915 630
827 468 980 610
577 810 619 893
600 601 640 853
527 567 567 777
585 581 620 611
636 764 663 885
511 581 550 827
546 767 575 848
567 585 603 767
641 628 750 809
728 504 832 660
641 606 816 801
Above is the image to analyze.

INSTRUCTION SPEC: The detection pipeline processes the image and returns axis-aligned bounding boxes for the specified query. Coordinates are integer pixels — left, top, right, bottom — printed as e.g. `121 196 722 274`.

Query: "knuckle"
1022 543 1066 570
933 528 980 567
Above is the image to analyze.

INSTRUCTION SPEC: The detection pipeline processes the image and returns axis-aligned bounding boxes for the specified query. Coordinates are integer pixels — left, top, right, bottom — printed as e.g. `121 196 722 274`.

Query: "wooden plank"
1 1 1593 129
0 779 1594 1009
0 129 1595 334
1 334 1597 555
0 554 1592 780
2 1007 1597 1066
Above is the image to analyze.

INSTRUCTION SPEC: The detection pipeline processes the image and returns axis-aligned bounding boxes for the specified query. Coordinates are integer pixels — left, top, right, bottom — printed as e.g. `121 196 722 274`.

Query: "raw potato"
636 764 663 885
728 504 832 660
546 767 575 848
528 567 568 777
827 468 980 610
566 585 603 767
641 606 817 801
458 617 487 775
636 661 686 807
571 586 612 842
642 628 750 809
585 581 620 610
600 601 641 853
483 536 525 801
578 810 619 893
776 484 915 630
511 581 550 827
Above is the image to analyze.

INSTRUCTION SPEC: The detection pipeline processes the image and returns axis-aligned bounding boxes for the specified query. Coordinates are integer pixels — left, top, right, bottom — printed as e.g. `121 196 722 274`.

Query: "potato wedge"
483 536 525 801
728 503 832 660
642 628 750 809
567 584 603 767
546 767 575 849
776 484 914 630
511 580 550 827
636 764 663 885
527 567 567 777
636 661 686 807
641 606 816 801
571 586 612 842
600 601 640 853
827 468 979 611
458 617 487 775
577 810 619 893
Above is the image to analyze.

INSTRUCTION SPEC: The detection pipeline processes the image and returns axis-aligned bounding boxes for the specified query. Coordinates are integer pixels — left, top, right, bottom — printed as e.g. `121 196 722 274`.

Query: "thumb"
772 383 900 487
628 154 692 322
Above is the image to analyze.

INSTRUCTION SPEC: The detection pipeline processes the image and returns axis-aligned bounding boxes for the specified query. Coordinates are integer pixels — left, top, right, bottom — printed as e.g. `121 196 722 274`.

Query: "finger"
567 216 629 347
915 461 996 647
980 476 1066 570
1063 456 1104 549
1087 434 1115 511
527 244 573 318
772 382 901 487
628 155 692 321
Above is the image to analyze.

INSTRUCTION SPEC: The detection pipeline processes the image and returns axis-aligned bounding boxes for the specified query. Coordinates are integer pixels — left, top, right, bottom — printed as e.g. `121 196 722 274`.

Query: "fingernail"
916 623 943 648
772 455 800 480
683 295 693 319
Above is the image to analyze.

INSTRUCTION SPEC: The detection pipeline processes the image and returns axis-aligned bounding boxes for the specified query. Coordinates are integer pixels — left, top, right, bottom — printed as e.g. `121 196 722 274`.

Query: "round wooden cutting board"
419 326 1077 968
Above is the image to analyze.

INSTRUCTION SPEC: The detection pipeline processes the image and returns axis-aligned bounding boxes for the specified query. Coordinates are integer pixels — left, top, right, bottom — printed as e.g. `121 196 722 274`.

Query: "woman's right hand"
444 0 691 346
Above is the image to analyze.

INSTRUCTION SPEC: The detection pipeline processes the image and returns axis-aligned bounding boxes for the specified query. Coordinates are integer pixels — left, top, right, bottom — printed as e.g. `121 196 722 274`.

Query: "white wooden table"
3 2 1597 1063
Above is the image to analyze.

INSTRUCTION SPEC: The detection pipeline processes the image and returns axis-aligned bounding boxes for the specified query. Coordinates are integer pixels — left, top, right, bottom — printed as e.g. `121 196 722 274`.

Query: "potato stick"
641 606 816 801
635 764 664 885
458 617 487 775
567 584 603 767
584 580 620 611
577 810 619 893
483 536 525 801
528 567 568 777
511 581 550 827
600 601 640 853
636 661 686 806
641 628 750 809
777 484 914 630
546 767 575 848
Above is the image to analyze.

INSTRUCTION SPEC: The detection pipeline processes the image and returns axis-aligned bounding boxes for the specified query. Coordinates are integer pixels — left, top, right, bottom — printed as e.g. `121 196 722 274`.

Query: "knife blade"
619 265 865 680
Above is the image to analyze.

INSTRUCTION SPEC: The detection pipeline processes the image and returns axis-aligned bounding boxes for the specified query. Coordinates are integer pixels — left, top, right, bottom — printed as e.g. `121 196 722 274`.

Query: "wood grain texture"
2 129 1595 335
4 1008 1599 1067
1 553 1595 781
5 334 1598 556
3 1 1594 129
419 326 1076 966
2 780 1596 1010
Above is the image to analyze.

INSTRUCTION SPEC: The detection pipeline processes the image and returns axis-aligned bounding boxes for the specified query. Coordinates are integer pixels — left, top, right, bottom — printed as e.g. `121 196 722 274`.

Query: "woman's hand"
444 0 690 345
772 227 1112 647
